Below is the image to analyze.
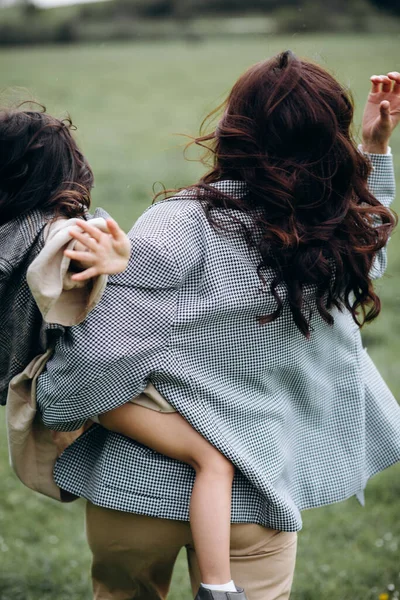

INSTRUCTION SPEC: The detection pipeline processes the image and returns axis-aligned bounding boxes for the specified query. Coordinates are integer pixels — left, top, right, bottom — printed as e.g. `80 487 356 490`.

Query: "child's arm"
64 218 131 282
27 216 130 326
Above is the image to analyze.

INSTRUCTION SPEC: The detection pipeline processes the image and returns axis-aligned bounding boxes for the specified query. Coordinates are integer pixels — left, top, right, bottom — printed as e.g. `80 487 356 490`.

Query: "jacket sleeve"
366 152 396 279
36 228 183 431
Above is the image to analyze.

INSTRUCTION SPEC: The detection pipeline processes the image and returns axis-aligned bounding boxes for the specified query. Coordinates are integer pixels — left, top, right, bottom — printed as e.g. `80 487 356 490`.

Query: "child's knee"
190 448 235 479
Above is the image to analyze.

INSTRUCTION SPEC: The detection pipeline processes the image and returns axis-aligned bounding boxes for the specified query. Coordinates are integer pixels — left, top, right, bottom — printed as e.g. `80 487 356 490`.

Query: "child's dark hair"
0 104 93 225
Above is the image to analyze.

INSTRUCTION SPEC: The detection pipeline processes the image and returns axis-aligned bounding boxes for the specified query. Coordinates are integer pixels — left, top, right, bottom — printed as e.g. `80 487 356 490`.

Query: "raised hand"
362 71 400 154
64 218 131 281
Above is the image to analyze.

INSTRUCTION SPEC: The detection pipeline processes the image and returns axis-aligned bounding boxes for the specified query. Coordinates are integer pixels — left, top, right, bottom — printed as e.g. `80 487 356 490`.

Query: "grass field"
0 35 399 600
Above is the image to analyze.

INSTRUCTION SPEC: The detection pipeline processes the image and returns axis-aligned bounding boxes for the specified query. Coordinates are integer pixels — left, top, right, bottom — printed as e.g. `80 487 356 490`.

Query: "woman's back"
36 50 400 532
37 152 400 531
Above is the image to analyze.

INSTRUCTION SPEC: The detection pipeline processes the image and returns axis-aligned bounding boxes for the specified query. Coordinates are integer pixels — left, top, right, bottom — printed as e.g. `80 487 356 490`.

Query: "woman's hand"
362 71 400 154
64 218 131 281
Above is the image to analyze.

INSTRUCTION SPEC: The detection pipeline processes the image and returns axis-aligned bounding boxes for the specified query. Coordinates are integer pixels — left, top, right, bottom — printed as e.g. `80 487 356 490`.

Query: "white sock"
201 581 237 592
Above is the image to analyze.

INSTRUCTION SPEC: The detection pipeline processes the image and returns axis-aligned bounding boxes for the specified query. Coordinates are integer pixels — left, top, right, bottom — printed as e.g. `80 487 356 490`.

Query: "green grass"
0 36 399 600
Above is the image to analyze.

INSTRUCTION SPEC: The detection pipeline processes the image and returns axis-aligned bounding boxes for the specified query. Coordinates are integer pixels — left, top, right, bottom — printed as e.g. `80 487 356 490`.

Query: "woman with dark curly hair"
36 51 400 600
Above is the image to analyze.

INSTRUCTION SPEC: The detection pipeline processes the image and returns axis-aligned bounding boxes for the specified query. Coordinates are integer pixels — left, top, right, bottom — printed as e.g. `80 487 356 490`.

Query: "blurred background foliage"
0 0 400 45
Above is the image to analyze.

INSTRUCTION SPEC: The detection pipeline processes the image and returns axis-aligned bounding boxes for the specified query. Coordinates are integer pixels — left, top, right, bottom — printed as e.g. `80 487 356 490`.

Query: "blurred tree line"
0 0 399 45
81 0 400 19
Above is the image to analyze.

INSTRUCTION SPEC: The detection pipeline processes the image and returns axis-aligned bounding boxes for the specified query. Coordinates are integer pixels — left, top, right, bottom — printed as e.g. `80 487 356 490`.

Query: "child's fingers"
106 218 126 241
69 228 98 251
107 219 131 260
64 249 95 264
71 267 99 282
75 220 105 242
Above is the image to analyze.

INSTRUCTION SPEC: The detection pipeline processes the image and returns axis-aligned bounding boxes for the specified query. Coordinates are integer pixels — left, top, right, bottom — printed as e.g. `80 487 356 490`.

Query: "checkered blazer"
0 210 64 406
37 153 400 532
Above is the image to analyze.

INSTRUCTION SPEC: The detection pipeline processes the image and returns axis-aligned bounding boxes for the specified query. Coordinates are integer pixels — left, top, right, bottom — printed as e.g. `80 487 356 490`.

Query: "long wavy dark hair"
162 50 397 338
0 104 93 226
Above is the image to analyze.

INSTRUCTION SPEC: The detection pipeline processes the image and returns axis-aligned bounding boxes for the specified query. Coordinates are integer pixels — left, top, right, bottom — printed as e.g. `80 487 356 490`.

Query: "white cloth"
27 217 109 326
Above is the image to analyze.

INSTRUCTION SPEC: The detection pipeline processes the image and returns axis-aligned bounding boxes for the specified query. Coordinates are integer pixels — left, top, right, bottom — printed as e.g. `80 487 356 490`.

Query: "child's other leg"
99 404 235 586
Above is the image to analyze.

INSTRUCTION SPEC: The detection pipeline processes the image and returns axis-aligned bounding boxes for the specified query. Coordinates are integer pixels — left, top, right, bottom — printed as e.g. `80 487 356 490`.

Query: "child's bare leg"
99 404 235 585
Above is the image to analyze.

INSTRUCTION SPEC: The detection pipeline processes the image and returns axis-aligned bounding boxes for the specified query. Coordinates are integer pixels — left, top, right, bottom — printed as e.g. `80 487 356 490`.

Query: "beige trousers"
86 502 297 600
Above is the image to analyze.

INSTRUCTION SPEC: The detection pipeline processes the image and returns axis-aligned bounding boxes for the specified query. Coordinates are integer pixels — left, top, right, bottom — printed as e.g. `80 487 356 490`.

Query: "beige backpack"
6 348 83 502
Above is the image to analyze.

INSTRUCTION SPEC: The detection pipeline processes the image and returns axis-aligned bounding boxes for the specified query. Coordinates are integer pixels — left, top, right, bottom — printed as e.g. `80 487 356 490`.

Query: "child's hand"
64 218 131 281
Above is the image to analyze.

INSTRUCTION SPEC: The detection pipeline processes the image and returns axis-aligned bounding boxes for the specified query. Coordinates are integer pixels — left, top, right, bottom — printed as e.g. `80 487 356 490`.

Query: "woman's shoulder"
110 197 207 288
134 194 206 229
129 195 208 256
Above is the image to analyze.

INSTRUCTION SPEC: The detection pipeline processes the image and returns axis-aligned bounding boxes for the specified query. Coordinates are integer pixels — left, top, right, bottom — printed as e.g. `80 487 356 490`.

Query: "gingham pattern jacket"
37 153 400 532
